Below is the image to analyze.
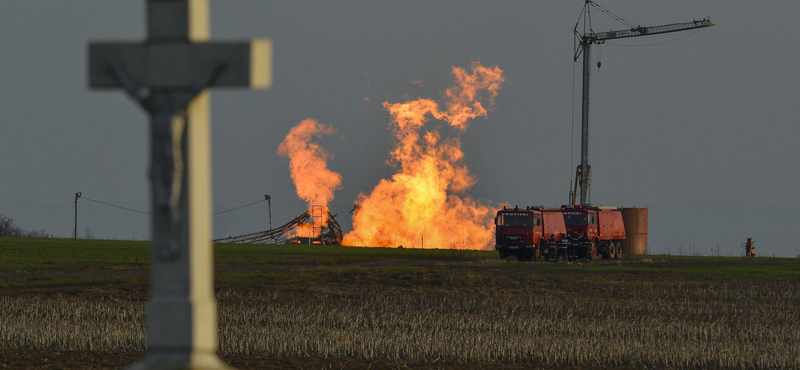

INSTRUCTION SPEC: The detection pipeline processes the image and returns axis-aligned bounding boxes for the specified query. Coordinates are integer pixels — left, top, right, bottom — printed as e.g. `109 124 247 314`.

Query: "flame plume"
343 62 505 249
278 118 342 230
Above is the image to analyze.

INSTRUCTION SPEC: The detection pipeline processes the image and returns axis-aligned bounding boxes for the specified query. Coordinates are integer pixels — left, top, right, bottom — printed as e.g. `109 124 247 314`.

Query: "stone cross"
88 1 271 369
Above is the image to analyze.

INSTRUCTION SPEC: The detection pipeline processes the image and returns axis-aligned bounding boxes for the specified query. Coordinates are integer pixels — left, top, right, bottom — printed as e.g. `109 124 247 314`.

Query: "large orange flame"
343 62 505 249
278 118 342 230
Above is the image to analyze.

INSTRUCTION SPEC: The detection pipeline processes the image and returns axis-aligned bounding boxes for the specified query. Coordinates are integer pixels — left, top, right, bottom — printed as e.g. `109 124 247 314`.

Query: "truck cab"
561 205 625 259
495 206 566 261
562 206 598 239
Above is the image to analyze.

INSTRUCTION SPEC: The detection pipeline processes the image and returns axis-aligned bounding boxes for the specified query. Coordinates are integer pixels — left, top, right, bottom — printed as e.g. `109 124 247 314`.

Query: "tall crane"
570 1 715 206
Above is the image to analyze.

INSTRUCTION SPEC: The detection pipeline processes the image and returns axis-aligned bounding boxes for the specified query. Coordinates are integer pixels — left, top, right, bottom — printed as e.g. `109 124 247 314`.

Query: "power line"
213 199 265 216
79 195 267 217
81 196 151 215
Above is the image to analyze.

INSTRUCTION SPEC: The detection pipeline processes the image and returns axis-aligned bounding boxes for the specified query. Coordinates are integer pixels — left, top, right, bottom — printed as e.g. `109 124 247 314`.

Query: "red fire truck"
494 206 567 261
561 205 625 259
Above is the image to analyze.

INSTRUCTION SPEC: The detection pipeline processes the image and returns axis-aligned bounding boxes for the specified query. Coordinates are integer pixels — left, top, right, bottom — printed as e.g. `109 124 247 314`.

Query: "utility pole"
74 192 81 239
265 194 272 231
265 194 274 243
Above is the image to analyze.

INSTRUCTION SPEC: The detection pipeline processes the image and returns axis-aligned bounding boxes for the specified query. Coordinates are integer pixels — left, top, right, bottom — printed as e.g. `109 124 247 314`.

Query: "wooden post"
74 192 81 239
268 198 272 230
746 237 756 257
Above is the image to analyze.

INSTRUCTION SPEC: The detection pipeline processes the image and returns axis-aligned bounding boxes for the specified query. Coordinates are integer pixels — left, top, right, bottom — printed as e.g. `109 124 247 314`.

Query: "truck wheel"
614 244 622 259
587 240 597 260
609 242 617 259
601 246 610 260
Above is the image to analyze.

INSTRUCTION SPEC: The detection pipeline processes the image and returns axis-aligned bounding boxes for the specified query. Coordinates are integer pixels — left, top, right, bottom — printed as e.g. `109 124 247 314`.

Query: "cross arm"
89 40 271 90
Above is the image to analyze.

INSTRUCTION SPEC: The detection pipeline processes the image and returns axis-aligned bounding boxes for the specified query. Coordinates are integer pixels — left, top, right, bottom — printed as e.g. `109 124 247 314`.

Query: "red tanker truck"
561 205 625 259
494 206 567 261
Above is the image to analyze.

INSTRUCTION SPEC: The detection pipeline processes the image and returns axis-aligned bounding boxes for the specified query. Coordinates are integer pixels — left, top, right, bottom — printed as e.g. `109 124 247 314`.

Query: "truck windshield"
563 212 588 226
498 214 534 227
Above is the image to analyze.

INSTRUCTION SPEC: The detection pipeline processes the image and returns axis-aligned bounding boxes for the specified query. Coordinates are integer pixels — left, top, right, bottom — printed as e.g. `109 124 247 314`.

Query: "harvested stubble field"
1 238 799 370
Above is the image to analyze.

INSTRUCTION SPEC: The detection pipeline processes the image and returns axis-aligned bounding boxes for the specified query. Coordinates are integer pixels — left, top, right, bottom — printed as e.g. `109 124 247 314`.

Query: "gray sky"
1 1 798 256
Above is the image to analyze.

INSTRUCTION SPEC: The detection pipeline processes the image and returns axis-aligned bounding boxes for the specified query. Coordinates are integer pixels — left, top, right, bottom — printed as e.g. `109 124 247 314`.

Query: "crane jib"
583 19 715 44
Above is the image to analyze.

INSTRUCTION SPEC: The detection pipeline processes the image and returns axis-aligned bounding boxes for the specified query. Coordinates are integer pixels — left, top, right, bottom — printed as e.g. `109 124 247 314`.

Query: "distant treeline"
0 215 51 238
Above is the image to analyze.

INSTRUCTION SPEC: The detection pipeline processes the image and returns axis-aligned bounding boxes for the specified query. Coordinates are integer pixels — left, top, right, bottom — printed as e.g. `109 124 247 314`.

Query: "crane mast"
570 1 715 206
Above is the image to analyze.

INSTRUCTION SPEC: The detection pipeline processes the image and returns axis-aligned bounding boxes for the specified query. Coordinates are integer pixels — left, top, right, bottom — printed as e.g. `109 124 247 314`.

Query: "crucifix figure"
88 1 271 368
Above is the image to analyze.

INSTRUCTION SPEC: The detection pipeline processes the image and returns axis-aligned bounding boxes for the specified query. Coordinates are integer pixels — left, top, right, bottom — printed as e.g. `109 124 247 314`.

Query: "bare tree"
0 215 22 237
0 214 51 238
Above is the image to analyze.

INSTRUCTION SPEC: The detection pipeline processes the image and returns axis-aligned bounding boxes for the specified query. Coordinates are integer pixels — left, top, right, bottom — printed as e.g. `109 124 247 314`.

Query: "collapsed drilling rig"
214 209 343 245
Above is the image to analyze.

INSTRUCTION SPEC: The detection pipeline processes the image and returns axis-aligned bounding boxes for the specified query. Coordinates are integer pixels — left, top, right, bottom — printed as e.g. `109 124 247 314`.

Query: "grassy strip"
0 238 494 271
2 238 798 280
214 243 493 264
530 257 800 279
0 276 146 288
0 238 148 271
580 261 800 279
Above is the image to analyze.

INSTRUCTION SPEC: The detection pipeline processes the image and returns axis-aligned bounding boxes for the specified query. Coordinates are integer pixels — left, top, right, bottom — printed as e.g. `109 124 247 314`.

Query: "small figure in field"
547 234 557 262
565 231 581 261
580 236 592 261
558 236 569 261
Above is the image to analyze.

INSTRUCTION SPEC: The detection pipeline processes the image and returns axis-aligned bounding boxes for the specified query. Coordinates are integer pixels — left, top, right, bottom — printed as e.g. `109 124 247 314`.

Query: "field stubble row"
1 267 798 370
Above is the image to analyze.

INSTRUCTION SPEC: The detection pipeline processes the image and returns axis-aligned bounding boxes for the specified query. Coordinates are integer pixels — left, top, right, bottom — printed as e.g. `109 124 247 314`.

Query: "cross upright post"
88 1 271 369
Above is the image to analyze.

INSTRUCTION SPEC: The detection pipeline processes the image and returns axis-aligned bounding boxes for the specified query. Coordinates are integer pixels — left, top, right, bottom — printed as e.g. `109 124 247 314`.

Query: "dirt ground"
2 251 798 369
0 258 572 369
0 349 596 370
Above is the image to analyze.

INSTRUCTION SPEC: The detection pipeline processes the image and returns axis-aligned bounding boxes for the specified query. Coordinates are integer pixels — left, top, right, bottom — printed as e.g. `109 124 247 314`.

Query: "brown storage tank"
621 207 648 255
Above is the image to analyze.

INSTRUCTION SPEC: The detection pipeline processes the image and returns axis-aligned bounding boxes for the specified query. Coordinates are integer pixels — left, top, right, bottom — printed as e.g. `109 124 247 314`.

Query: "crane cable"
587 1 707 48
597 45 602 70
586 2 592 34
589 2 635 29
